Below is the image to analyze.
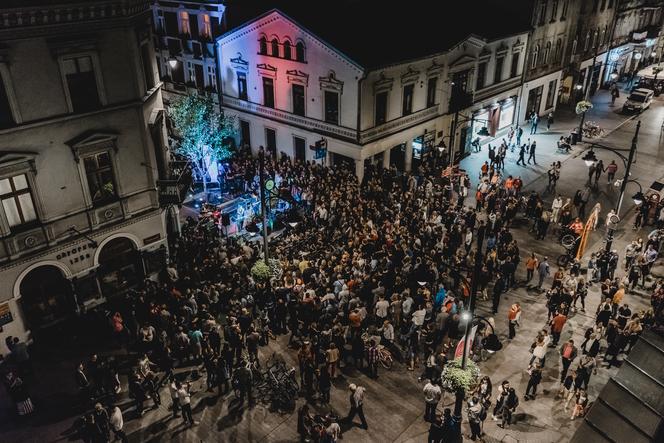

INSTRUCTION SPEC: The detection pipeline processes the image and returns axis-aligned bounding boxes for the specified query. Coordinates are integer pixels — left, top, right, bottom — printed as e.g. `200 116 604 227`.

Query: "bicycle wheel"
561 234 576 249
557 254 570 267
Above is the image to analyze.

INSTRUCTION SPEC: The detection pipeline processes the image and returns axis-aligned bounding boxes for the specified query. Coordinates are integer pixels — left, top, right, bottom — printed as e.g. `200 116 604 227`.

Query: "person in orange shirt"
525 253 539 283
504 176 514 196
549 311 567 345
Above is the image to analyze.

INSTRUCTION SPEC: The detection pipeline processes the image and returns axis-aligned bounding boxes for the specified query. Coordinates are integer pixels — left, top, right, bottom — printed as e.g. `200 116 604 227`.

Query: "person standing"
466 397 486 441
345 383 368 430
492 273 506 314
177 380 198 427
423 379 442 422
498 388 519 428
606 160 618 184
524 364 542 400
525 253 538 283
317 367 331 404
109 404 128 443
550 311 567 346
516 126 523 146
527 141 537 165
537 257 550 289
508 303 521 339
516 143 526 166
547 112 554 131
559 339 578 382
367 340 379 379
168 376 180 418
531 113 539 134
93 403 110 442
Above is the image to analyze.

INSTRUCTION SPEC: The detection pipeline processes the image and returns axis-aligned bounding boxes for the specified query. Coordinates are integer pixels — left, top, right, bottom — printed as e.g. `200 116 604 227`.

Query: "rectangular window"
476 62 487 89
265 128 276 156
426 77 437 107
538 0 547 25
511 53 520 78
237 72 247 100
402 83 414 116
375 91 388 125
324 90 339 124
62 56 100 113
240 120 251 146
179 11 190 35
201 14 211 37
194 64 204 88
292 83 305 116
0 174 37 229
494 57 504 83
294 136 306 162
546 79 558 108
207 66 216 90
188 13 199 38
192 42 202 58
141 44 155 91
164 11 178 36
262 77 274 108
84 152 117 206
551 0 559 21
0 72 15 129
170 59 184 83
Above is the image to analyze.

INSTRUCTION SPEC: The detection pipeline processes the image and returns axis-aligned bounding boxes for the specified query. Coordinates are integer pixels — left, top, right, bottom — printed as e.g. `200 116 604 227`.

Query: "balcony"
223 96 357 142
473 76 522 102
157 161 193 205
359 105 439 144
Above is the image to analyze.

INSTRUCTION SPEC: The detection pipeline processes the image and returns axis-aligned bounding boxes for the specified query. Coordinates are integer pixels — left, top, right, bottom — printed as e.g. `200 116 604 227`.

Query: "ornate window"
296 41 306 62
283 40 292 60
0 174 37 230
271 38 280 57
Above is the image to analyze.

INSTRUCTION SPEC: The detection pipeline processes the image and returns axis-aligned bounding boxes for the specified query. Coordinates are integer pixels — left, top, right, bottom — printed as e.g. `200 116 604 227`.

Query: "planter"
251 258 283 282
576 100 593 115
440 358 480 393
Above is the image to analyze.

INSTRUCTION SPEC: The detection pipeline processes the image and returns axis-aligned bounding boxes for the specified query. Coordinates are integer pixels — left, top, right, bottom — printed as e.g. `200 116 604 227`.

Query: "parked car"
623 88 654 113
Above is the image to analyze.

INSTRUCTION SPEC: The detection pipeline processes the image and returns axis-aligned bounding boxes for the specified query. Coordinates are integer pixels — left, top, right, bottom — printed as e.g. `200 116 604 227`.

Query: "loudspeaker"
221 213 231 226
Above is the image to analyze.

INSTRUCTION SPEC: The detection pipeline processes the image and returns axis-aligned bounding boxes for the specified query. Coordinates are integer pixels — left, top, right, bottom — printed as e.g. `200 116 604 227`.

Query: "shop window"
62 55 101 113
83 152 117 206
0 174 37 230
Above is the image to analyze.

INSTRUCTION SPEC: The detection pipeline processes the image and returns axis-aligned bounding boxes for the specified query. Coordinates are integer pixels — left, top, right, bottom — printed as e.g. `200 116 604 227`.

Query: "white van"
623 88 654 113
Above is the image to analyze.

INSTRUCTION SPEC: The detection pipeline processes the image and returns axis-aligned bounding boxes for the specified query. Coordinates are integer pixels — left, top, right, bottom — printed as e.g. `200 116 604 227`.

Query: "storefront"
97 236 144 297
471 95 517 142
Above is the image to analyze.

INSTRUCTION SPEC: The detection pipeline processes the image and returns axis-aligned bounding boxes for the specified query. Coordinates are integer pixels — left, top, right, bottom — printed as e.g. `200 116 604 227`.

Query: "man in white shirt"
345 384 368 429
423 379 442 422
411 306 426 328
110 405 128 443
176 381 198 427
551 195 563 224
375 296 389 322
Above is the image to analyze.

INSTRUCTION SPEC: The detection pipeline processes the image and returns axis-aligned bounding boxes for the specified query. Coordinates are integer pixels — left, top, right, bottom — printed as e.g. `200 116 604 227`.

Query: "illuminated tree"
168 93 237 197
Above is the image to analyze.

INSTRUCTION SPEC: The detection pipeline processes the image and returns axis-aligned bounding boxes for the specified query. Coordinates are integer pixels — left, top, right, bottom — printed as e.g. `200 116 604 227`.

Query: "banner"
455 325 478 360
576 208 598 260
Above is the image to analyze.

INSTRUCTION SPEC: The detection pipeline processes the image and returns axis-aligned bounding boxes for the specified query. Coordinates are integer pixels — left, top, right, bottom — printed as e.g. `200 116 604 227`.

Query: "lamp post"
258 150 269 260
616 121 640 215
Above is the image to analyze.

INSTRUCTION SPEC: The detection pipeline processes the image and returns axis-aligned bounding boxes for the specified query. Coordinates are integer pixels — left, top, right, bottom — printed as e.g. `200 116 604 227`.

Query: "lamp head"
168 56 178 68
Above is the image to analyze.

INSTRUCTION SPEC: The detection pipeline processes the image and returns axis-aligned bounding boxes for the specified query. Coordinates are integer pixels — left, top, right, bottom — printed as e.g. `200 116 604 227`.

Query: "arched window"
531 45 539 69
259 36 267 55
271 38 280 57
544 41 552 64
283 40 292 60
555 39 562 62
296 41 306 62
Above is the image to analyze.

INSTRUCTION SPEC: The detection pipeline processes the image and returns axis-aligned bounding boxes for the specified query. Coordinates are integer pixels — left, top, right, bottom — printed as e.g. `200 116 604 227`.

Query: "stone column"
404 139 414 172
355 158 364 184
382 148 391 169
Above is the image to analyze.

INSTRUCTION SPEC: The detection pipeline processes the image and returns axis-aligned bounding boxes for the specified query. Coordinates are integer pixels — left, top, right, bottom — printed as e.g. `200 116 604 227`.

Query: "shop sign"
56 243 95 266
0 303 13 327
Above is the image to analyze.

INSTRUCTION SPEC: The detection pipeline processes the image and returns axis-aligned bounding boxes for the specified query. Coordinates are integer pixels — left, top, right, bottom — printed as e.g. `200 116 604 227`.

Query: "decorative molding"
496 43 509 56
449 54 476 71
479 47 492 61
374 72 394 92
230 52 248 71
0 151 38 176
47 34 99 58
319 70 344 93
400 66 421 84
427 60 444 76
286 69 309 86
65 131 119 163
257 63 277 78
360 106 438 144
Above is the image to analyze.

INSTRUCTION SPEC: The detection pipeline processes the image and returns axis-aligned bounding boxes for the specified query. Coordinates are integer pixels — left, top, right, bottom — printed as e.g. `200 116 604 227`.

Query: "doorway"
19 266 73 329
98 237 143 297
293 136 306 163
526 85 543 121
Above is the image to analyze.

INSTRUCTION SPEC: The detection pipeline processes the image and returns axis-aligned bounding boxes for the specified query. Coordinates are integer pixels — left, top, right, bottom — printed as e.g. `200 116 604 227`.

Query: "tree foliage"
167 94 237 186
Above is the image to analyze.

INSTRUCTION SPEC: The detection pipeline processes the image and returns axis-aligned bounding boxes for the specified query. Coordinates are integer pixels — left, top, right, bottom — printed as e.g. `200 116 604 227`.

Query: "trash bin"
570 130 578 145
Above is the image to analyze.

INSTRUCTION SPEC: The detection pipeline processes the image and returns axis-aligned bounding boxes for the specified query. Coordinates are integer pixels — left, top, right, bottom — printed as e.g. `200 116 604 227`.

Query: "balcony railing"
223 96 357 142
359 105 439 144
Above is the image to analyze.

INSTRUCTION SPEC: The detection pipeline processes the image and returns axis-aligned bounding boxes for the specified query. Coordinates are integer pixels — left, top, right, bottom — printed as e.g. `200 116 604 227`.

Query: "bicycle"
361 333 394 369
557 233 580 267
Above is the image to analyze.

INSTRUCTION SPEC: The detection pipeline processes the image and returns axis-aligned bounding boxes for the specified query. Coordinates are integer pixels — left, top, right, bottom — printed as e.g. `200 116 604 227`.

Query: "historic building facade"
0 0 169 352
216 9 529 180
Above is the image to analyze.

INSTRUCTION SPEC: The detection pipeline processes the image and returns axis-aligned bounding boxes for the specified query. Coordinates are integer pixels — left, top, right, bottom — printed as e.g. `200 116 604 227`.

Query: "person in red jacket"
550 311 567 346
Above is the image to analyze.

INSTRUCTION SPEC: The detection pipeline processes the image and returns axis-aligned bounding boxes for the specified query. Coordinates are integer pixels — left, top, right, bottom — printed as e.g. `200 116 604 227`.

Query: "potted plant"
440 358 480 393
576 100 593 115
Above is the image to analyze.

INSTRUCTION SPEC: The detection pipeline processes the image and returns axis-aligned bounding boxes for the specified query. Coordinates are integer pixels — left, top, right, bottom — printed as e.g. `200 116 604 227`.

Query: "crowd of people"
2 137 664 443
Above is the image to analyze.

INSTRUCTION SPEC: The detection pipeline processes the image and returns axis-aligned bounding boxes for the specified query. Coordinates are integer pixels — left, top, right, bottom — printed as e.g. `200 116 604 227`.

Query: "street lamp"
168 56 178 69
632 190 645 205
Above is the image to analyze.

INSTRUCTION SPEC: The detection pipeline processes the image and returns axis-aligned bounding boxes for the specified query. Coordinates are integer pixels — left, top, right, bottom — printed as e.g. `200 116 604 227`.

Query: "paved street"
0 86 661 443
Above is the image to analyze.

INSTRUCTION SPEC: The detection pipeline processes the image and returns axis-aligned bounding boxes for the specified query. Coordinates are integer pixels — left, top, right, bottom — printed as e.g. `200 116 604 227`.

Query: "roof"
221 0 533 69
570 330 664 443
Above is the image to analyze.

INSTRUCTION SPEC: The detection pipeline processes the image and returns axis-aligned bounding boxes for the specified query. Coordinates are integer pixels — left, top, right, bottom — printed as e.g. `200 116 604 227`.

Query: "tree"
167 93 237 198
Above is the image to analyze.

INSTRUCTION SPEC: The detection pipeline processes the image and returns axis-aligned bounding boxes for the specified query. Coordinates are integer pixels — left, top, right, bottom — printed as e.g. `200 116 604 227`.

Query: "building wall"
0 1 168 352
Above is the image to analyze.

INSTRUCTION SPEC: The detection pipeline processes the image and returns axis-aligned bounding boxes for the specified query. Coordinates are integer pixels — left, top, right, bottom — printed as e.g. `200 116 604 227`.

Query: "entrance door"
19 266 73 329
294 136 306 162
389 143 405 170
589 64 601 96
526 85 543 121
98 237 143 297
